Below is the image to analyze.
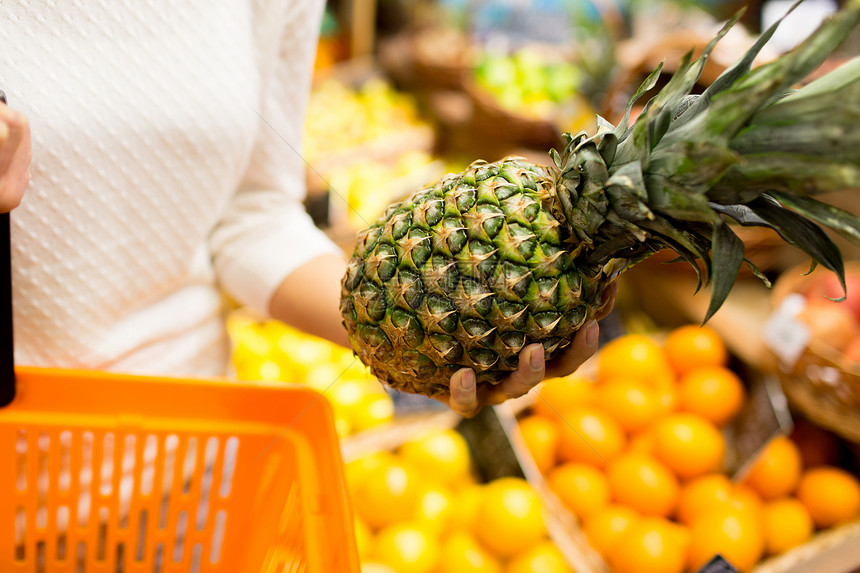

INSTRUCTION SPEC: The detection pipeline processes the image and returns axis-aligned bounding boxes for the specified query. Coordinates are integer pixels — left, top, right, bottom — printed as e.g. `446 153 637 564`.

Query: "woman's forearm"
267 251 351 348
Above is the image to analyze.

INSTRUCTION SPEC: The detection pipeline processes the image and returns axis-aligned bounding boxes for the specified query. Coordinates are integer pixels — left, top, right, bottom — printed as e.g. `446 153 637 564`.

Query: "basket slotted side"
0 367 359 573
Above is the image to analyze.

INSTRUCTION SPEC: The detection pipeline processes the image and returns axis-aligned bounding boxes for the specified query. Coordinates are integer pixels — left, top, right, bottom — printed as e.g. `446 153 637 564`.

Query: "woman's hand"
0 100 32 212
439 281 618 418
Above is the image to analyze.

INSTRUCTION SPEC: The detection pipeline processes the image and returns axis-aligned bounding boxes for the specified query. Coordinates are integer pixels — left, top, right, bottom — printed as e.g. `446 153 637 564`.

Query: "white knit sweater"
1 0 340 376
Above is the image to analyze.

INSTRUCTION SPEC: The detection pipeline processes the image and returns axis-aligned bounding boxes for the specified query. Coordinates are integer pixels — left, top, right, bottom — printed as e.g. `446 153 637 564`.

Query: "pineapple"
341 2 860 397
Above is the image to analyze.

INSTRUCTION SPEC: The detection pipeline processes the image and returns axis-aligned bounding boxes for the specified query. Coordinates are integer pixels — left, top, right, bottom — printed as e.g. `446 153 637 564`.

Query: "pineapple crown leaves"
551 0 860 321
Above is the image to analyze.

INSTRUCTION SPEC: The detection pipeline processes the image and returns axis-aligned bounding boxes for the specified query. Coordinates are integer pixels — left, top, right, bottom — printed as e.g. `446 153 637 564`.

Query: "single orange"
597 334 672 382
796 466 860 528
678 366 745 426
556 406 626 468
664 325 728 375
546 462 611 520
742 436 802 501
652 413 726 480
607 517 690 573
606 451 680 518
688 507 765 573
725 484 764 520
533 374 596 420
595 377 662 433
517 414 560 474
582 504 640 557
762 498 814 555
676 474 735 526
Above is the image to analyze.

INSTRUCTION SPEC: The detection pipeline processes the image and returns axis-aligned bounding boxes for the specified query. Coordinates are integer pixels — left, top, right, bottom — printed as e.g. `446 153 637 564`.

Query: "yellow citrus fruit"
762 498 814 555
556 406 626 468
652 413 726 480
450 483 486 531
533 374 596 419
582 504 640 557
352 459 422 529
676 473 735 526
796 466 860 528
546 462 611 520
436 530 501 573
595 377 662 433
688 508 764 573
354 515 373 560
678 366 745 426
517 414 560 474
473 477 547 558
345 451 397 500
351 393 395 432
742 436 803 501
505 540 573 573
606 451 680 518
664 325 728 375
607 517 690 573
399 429 472 488
597 334 672 382
373 522 440 573
415 483 456 534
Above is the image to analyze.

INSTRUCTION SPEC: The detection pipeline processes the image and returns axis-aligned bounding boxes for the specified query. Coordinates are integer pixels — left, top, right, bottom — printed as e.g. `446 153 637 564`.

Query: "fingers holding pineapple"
443 281 614 417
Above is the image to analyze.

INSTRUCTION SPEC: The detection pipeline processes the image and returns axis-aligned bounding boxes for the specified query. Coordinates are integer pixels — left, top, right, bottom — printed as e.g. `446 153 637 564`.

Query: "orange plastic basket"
0 366 360 572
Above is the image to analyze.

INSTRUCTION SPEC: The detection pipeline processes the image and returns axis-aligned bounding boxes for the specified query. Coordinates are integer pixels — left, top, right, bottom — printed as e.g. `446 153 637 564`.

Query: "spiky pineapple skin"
340 157 605 396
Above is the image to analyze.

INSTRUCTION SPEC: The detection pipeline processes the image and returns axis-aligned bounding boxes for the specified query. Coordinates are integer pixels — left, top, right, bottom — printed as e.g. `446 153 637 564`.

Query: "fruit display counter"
227 307 860 572
506 327 860 573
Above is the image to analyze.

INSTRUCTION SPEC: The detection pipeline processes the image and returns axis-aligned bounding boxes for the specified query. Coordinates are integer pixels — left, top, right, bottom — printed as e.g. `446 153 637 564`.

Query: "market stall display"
510 326 860 573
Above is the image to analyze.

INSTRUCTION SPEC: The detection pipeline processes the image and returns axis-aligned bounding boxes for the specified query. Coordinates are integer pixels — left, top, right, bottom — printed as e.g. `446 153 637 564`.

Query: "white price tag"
762 294 811 368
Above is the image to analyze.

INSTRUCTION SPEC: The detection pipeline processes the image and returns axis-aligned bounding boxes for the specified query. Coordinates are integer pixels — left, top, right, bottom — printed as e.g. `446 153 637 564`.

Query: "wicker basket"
766 263 860 444
410 27 473 92
463 79 566 152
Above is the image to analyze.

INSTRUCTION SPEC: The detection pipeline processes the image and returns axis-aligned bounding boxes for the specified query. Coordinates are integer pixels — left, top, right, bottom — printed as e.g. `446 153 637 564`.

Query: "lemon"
399 429 472 488
450 483 486 531
344 452 397 501
351 393 395 433
414 483 456 534
473 477 547 558
437 529 501 573
352 459 422 529
373 522 440 573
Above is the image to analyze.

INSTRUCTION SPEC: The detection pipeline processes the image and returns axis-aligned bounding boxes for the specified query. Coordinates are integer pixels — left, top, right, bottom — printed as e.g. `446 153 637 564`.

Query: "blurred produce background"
227 1 860 571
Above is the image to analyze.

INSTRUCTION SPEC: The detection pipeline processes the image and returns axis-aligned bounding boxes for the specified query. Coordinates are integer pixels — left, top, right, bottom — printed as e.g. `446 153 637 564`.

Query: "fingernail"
530 345 544 371
0 123 9 141
585 320 599 346
460 369 475 391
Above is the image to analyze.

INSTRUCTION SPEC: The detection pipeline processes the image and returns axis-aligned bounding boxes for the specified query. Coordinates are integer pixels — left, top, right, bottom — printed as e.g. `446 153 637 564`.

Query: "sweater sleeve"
209 0 342 317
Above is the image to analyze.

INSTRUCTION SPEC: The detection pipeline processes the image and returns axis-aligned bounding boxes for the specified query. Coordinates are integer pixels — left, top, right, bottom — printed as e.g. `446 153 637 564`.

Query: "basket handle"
1 88 17 407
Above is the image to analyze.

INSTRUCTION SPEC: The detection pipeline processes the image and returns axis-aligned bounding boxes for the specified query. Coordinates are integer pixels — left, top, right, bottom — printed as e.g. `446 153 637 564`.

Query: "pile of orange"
518 325 860 573
347 428 575 573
